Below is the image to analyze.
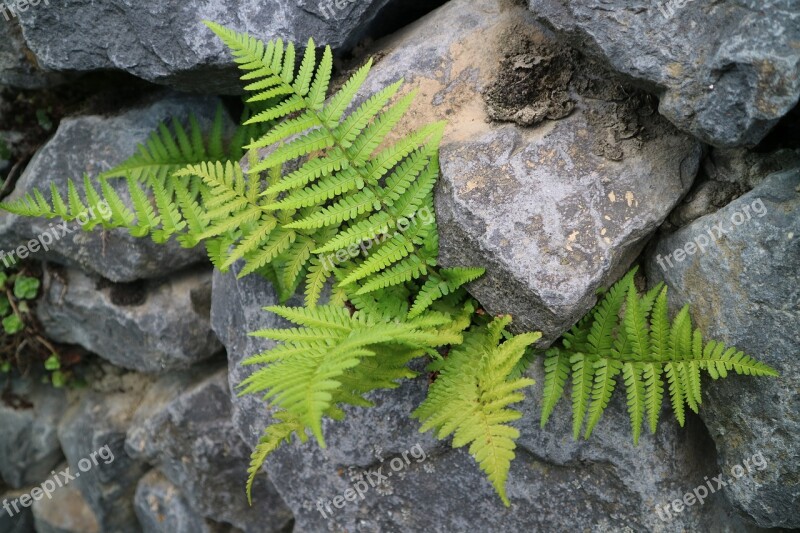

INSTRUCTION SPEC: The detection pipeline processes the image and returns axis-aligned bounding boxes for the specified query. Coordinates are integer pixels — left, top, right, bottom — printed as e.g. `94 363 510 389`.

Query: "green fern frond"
246 411 307 505
241 304 460 445
414 316 540 506
540 269 778 443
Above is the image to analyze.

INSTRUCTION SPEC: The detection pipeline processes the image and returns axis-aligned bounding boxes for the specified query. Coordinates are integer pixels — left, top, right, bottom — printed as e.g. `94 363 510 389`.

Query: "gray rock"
0 18 64 89
126 365 293 533
31 480 100 533
527 0 800 148
0 92 222 282
57 374 153 533
36 263 221 373
13 0 430 94
646 169 800 528
210 264 757 532
134 469 235 533
211 263 303 450
0 487 35 533
0 378 66 489
357 0 699 342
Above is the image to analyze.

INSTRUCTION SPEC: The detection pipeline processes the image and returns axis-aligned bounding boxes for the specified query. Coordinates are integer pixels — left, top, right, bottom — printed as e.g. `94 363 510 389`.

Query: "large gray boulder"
0 378 66 489
527 0 800 148
126 365 293 533
211 263 302 449
357 0 699 342
646 169 800 528
0 19 64 89
57 373 153 533
36 264 222 373
0 92 222 282
11 0 436 93
211 266 757 531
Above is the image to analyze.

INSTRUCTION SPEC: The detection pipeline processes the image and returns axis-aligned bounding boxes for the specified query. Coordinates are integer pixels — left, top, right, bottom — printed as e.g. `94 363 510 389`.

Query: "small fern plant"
0 22 778 509
539 267 778 445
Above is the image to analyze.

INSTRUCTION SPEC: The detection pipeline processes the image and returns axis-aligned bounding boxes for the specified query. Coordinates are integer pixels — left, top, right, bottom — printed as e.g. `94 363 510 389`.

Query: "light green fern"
539 267 778 445
0 21 780 511
413 316 540 505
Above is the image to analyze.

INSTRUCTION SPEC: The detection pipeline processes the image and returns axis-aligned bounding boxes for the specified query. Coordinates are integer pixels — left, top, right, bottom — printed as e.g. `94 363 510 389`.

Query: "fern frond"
414 317 540 506
541 268 777 443
246 411 307 505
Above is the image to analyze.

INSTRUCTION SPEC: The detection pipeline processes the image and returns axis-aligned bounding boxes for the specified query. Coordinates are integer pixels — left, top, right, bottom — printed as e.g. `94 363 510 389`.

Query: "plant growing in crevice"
539 267 778 445
0 262 73 387
0 24 778 507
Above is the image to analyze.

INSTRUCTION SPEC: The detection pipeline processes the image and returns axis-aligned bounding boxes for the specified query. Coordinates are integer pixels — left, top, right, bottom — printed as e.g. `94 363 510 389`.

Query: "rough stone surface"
126 364 293 533
527 0 800 148
647 169 800 528
134 469 235 533
0 378 66 488
57 375 152 533
210 264 759 532
358 0 700 342
669 148 800 228
0 92 221 282
211 263 302 450
31 481 100 533
36 263 222 373
0 19 65 89
0 486 35 533
13 0 433 94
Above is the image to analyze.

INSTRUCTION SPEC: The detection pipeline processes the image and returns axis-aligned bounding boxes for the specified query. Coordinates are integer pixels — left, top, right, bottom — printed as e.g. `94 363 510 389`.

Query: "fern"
413 316 540 505
0 22 779 511
540 267 778 445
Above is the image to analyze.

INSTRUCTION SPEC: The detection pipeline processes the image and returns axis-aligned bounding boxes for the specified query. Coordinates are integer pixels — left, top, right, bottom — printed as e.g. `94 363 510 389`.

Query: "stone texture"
12 0 434 94
0 378 66 488
36 263 222 373
0 486 35 533
357 0 700 342
57 374 153 533
31 481 100 533
0 19 65 89
126 364 293 533
134 469 235 533
211 263 302 450
527 0 800 148
0 91 222 282
210 263 759 532
646 169 800 528
669 148 800 228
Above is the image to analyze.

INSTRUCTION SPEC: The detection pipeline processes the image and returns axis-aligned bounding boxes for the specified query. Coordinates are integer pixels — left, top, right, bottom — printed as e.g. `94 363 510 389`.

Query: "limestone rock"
0 92 223 282
527 0 800 147
126 365 293 532
36 264 222 373
358 0 700 342
12 0 438 93
646 169 799 528
0 378 66 489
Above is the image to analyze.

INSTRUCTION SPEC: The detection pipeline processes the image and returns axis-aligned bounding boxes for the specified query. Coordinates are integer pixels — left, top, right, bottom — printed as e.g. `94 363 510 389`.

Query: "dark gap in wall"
753 101 800 153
